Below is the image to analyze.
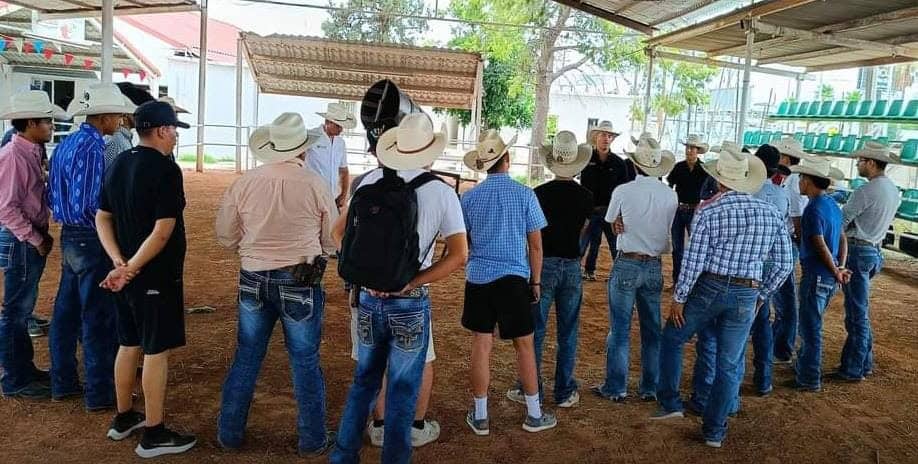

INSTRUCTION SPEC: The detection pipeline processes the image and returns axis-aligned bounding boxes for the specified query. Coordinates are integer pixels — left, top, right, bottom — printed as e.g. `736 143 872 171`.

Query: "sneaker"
640 393 657 402
705 439 723 448
52 386 84 401
582 271 597 281
367 422 384 447
825 371 864 383
27 319 45 338
30 316 50 328
107 410 146 441
2 381 50 399
590 385 626 403
757 386 774 397
465 409 489 436
31 367 50 383
781 378 821 393
557 391 580 408
773 357 793 366
649 409 684 420
522 410 557 433
298 431 336 458
505 388 526 405
411 420 441 447
135 426 197 458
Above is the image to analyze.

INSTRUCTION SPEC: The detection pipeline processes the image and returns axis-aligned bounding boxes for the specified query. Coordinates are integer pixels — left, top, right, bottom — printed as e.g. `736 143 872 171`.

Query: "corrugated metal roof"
2 0 198 18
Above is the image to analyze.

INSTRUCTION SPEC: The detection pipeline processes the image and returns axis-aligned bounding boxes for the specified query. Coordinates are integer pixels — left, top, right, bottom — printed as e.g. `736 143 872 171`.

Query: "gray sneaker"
650 409 685 420
505 388 526 405
411 419 441 447
465 409 489 436
522 410 557 433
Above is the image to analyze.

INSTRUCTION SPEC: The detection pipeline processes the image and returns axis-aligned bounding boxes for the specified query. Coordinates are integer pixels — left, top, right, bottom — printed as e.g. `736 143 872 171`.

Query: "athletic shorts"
349 293 436 363
462 275 535 340
116 277 186 355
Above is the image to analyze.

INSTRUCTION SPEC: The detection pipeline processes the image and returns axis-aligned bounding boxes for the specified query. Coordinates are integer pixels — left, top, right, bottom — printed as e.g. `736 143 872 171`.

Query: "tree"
436 57 534 130
321 0 429 44
650 59 717 140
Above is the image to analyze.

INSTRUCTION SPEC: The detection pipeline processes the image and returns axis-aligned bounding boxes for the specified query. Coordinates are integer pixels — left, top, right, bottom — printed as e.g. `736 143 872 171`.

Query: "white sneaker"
705 440 723 448
557 391 580 408
505 388 526 405
367 422 384 447
411 419 441 447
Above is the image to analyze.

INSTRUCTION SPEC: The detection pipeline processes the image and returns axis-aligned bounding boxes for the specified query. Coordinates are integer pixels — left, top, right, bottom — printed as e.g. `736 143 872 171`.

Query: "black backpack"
338 168 442 292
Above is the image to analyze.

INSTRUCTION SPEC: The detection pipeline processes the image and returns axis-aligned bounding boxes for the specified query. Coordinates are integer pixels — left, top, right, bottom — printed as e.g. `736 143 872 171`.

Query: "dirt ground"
1 170 917 463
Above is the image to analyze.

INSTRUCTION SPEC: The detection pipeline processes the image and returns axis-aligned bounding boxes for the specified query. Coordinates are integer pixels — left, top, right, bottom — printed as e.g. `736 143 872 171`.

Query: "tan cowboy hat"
790 156 845 183
377 113 447 170
853 141 902 165
680 134 709 154
539 130 591 178
772 137 808 159
464 129 518 173
626 134 675 178
0 90 68 120
249 112 322 164
317 102 357 130
71 83 136 116
158 96 189 114
709 140 742 154
702 144 767 194
589 120 620 139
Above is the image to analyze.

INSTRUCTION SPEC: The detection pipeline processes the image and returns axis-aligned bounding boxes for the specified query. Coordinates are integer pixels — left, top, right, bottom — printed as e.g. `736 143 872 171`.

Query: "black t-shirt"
666 160 710 204
534 180 594 259
579 149 634 208
100 146 186 283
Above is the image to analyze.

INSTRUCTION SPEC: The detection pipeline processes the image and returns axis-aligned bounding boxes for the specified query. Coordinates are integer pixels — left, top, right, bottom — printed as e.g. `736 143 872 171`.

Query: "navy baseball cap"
134 101 190 129
756 144 791 176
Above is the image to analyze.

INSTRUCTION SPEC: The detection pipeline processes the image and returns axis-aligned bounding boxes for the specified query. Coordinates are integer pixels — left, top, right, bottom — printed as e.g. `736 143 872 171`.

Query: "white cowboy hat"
702 144 767 194
626 134 675 178
709 140 743 153
790 156 845 182
772 137 809 159
317 102 357 130
0 90 68 120
853 141 902 165
464 129 518 173
680 134 709 154
589 120 620 139
158 96 189 114
249 113 322 164
71 84 136 116
539 130 591 178
377 113 447 170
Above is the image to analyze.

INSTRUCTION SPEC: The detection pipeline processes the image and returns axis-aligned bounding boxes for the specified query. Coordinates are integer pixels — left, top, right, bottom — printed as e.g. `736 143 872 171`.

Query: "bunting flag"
32 39 44 53
13 38 23 53
121 68 130 78
43 48 54 60
22 41 33 53
83 58 94 69
0 39 5 52
139 70 147 81
64 53 74 65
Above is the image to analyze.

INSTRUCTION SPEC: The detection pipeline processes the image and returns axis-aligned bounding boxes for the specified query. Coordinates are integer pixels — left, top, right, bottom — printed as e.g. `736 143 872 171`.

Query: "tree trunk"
530 67 552 182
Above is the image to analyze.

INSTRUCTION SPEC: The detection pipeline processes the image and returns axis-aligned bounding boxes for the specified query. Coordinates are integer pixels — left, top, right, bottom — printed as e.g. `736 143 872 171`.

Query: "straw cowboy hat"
539 130 591 178
709 140 742 153
158 96 190 114
702 143 767 194
790 156 845 183
680 134 709 154
317 102 357 130
377 113 447 170
626 133 675 178
854 141 902 165
0 90 68 120
71 83 136 116
772 137 809 159
464 129 518 173
249 112 322 164
589 120 620 139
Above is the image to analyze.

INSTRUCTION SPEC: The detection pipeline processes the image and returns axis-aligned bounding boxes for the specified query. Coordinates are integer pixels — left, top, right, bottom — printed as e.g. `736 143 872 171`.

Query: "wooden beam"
654 50 804 79
650 0 720 26
646 0 817 46
805 55 916 73
551 0 654 35
754 21 918 60
758 33 918 65
38 4 199 20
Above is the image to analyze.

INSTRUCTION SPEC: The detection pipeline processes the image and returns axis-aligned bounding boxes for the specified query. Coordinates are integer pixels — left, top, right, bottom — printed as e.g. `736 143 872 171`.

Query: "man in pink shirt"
0 90 64 398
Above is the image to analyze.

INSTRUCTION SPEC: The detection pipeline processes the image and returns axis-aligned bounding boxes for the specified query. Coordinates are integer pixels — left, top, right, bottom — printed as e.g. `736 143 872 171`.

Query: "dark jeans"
49 226 118 407
532 257 582 403
0 227 48 393
670 208 695 283
580 212 615 274
795 272 838 389
839 244 883 378
218 270 327 453
772 243 799 361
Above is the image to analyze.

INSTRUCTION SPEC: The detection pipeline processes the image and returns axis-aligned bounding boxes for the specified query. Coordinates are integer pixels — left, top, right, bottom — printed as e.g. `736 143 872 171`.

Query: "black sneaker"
107 411 146 441
30 316 50 328
135 426 196 458
2 380 50 399
27 319 45 338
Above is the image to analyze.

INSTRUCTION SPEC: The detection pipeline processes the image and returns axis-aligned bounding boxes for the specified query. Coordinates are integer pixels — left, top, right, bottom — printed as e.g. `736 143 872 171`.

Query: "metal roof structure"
3 0 198 20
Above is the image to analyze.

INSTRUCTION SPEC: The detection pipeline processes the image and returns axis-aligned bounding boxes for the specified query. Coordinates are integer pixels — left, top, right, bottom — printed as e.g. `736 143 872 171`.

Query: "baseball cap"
756 144 791 176
134 101 190 129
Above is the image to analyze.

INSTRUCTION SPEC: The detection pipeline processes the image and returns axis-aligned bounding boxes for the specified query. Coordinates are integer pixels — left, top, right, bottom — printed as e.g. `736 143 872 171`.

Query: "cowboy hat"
540 130 591 178
853 141 902 165
589 120 620 139
464 129 518 173
71 84 136 116
680 134 709 154
755 144 791 177
0 90 68 120
317 102 357 130
702 144 767 194
772 137 808 159
158 96 190 114
626 133 675 178
249 112 322 164
790 156 845 183
377 113 447 170
115 82 155 106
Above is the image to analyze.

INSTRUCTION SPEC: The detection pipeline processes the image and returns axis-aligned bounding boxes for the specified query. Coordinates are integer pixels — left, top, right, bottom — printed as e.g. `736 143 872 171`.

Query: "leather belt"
848 237 880 248
678 203 698 210
703 272 759 289
617 252 660 261
361 286 430 299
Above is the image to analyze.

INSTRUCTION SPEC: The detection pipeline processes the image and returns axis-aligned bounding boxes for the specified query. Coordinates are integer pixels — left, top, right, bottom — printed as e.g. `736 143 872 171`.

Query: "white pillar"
101 0 114 84
235 36 243 174
642 48 654 134
736 22 755 144
195 0 209 173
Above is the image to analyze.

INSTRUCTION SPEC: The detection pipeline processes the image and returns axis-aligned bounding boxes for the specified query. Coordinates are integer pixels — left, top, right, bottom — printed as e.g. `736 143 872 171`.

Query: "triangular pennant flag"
22 41 33 53
121 68 130 78
32 39 44 53
13 38 23 53
43 48 54 60
0 39 5 52
64 53 74 65
83 58 93 69
139 70 147 81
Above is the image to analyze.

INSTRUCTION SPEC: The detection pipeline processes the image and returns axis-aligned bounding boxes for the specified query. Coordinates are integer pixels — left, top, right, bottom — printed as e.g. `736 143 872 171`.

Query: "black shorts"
116 277 186 355
462 276 535 340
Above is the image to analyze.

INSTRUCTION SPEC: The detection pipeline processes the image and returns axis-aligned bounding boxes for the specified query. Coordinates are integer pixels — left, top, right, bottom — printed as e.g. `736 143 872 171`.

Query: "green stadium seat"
813 133 829 152
796 102 811 117
743 131 757 145
844 101 859 117
806 102 821 118
774 101 789 117
830 101 846 117
802 132 817 151
793 131 804 142
901 100 918 120
883 99 904 119
826 134 842 153
868 100 888 118
849 178 868 190
855 100 873 118
875 136 889 146
901 139 918 164
855 135 873 151
898 189 918 221
787 101 799 117
838 135 857 155
818 101 834 117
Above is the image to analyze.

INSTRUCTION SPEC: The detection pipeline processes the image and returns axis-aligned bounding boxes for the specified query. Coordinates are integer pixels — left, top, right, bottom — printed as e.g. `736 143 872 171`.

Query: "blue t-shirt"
799 193 842 277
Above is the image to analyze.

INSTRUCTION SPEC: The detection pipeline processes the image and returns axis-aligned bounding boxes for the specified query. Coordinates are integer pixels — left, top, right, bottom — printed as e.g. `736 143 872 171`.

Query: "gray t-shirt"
843 175 901 244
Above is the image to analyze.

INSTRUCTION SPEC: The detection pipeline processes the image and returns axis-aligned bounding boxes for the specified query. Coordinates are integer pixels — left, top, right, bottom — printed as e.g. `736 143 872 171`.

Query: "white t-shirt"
353 168 466 270
605 175 678 257
784 172 809 234
306 126 348 198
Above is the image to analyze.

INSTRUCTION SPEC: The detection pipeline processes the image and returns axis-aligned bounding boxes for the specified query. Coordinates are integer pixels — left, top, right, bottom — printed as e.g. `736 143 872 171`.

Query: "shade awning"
3 0 198 19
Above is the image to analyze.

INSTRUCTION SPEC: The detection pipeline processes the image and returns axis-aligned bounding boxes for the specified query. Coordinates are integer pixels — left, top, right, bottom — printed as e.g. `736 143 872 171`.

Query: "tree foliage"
321 0 429 44
437 57 534 130
650 59 717 139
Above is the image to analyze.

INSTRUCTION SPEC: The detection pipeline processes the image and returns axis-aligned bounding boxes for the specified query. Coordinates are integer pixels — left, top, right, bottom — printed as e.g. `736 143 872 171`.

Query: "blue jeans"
218 270 327 453
49 226 118 407
772 243 799 361
331 292 430 464
750 294 774 393
688 325 741 415
580 212 615 274
599 257 662 398
657 276 758 443
0 227 48 394
670 208 695 282
795 272 838 389
532 257 582 403
839 244 882 378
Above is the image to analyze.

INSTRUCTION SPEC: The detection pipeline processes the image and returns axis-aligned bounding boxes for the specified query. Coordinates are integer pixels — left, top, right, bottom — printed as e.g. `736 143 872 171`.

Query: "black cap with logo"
134 101 190 129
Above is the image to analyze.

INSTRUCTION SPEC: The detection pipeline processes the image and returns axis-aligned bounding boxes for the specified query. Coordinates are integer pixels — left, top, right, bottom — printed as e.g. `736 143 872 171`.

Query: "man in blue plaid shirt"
652 146 793 449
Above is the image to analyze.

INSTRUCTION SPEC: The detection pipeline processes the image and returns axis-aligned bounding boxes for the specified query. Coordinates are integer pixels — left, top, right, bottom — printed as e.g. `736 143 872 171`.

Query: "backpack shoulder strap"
407 172 444 191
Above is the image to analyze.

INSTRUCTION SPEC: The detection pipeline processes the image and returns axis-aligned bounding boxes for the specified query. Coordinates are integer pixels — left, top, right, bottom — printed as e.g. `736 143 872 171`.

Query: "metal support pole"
736 21 755 143
101 0 114 84
195 0 209 173
642 48 654 134
794 74 804 100
235 37 244 174
474 59 484 144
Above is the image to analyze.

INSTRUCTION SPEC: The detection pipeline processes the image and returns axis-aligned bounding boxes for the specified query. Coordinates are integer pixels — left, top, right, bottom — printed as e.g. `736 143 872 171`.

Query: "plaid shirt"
674 190 793 303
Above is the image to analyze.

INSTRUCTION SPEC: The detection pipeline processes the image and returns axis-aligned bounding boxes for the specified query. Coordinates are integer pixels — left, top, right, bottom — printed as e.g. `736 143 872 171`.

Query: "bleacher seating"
768 99 918 123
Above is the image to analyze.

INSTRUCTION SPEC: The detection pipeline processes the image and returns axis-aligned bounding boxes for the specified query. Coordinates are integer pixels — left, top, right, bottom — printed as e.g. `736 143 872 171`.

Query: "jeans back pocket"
279 285 314 322
238 273 262 312
388 311 425 353
0 240 13 270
